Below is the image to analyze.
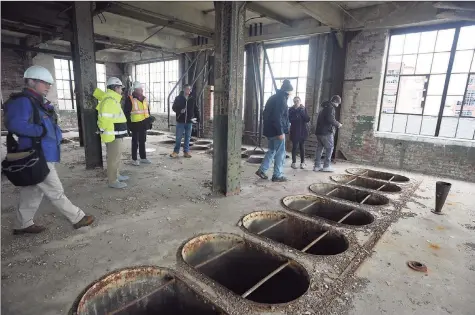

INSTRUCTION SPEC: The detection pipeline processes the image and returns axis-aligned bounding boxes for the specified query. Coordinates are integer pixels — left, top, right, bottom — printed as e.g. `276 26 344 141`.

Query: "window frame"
378 22 475 140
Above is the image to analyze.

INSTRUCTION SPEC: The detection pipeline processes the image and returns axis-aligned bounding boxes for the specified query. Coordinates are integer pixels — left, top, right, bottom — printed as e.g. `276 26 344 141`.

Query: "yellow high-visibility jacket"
94 88 127 143
129 95 150 123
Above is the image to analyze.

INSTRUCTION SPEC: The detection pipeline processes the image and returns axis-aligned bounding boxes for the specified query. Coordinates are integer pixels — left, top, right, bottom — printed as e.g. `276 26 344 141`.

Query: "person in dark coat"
255 79 293 182
314 95 343 172
288 96 310 169
170 84 200 158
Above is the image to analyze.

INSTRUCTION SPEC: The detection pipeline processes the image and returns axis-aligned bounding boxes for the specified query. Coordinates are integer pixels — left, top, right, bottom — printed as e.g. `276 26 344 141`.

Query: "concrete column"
212 1 245 196
72 1 102 169
243 44 263 145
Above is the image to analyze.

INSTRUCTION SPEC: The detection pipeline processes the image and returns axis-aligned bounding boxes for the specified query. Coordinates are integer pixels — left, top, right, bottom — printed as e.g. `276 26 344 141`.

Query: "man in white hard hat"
93 77 129 189
124 81 153 166
3 65 95 234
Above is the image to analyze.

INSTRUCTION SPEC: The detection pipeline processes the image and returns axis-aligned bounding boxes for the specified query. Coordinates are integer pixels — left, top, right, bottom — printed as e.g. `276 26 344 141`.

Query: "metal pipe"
108 278 176 315
194 242 244 269
257 218 287 235
250 44 261 145
263 46 277 91
242 261 290 298
337 209 356 224
254 43 264 148
325 188 339 196
167 49 204 128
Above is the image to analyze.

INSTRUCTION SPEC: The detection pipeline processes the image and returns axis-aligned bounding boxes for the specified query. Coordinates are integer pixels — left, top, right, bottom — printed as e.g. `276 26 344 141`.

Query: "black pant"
292 140 305 163
132 128 147 161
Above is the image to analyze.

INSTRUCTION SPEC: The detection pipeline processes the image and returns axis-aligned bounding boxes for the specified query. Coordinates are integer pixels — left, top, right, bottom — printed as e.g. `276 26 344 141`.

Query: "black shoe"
255 169 268 180
272 176 288 182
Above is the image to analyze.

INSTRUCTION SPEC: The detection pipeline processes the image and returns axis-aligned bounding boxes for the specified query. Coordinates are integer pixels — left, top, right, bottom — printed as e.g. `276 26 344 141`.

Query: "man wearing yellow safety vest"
94 77 129 189
124 81 153 166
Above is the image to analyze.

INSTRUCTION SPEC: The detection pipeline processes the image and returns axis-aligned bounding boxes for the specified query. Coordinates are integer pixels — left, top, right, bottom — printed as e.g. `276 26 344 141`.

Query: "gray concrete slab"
1 134 474 314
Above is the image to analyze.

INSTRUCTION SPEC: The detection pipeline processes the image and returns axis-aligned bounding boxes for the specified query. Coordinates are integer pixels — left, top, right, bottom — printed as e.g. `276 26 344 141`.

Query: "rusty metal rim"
280 195 376 227
68 265 230 315
307 183 391 206
407 261 428 272
68 265 173 315
176 232 311 308
329 175 403 194
345 168 410 184
238 210 350 257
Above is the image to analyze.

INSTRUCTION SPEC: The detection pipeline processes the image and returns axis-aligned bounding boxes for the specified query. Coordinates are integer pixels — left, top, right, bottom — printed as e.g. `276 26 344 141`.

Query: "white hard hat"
106 77 123 87
24 65 54 85
132 81 143 89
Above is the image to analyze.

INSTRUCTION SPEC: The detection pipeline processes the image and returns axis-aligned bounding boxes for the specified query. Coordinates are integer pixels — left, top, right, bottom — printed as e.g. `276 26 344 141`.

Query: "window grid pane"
379 25 475 138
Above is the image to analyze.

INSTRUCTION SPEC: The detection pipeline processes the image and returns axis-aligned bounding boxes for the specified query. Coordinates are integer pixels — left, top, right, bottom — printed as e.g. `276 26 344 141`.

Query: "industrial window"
134 59 180 114
263 44 309 107
378 24 475 140
54 59 107 111
96 63 106 92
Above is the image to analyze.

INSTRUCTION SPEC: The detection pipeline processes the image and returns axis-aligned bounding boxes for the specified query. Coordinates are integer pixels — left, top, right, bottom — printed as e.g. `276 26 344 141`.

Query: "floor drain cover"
330 175 402 193
407 261 427 272
281 195 374 226
240 211 348 255
346 168 410 183
194 140 213 145
189 145 209 151
180 233 309 304
309 183 389 206
70 266 227 315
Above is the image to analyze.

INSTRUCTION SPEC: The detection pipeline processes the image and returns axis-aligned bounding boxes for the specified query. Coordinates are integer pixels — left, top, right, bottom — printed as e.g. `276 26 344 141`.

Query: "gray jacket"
315 101 340 135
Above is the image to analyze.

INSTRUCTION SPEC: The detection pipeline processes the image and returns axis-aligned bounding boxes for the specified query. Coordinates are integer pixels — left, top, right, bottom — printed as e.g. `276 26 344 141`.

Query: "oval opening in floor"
180 233 309 305
330 175 402 193
309 183 389 206
190 145 209 151
346 168 410 183
70 266 226 315
240 211 349 255
281 195 375 226
194 140 213 145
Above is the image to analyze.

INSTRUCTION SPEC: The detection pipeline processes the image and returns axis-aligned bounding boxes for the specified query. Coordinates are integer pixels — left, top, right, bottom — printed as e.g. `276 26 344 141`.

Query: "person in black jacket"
289 96 310 169
255 79 293 182
170 84 200 158
124 81 152 166
314 95 343 172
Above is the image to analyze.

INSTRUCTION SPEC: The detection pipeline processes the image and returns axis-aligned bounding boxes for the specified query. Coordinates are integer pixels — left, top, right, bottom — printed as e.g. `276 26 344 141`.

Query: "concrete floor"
1 132 474 314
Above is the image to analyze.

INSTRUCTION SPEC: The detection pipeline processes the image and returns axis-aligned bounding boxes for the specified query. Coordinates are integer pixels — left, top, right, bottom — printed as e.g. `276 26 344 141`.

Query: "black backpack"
2 92 50 186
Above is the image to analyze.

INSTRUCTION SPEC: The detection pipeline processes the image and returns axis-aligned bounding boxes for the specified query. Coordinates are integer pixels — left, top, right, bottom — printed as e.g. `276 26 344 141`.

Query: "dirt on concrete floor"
1 133 474 315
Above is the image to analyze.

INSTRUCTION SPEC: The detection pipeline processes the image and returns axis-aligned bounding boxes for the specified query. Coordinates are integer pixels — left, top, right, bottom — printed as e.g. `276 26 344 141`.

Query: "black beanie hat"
280 79 294 92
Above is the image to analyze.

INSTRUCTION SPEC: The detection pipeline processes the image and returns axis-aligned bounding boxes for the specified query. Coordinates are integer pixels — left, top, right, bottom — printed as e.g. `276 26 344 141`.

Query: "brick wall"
337 30 475 182
1 49 26 102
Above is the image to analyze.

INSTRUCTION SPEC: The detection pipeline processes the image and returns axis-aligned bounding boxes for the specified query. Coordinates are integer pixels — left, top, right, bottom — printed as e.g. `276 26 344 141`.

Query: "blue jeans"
174 123 192 153
259 136 286 179
314 134 334 168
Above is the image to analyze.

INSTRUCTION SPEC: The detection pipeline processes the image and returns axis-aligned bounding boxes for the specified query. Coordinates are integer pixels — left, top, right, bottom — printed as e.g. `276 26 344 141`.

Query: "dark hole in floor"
181 234 309 304
242 211 348 255
190 145 209 151
194 140 213 145
309 183 389 206
347 168 409 183
72 267 224 315
283 196 374 226
331 175 402 193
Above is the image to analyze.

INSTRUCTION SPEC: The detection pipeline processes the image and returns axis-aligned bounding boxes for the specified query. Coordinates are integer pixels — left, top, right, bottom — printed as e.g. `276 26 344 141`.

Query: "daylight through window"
379 24 475 140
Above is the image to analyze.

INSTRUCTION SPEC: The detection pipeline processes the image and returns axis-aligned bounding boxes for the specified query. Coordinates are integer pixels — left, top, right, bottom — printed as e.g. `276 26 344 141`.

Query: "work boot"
109 181 127 189
13 224 46 235
272 176 288 182
170 152 179 158
118 174 129 181
255 169 268 180
291 163 298 169
300 163 306 169
313 165 323 172
140 159 151 164
321 166 334 172
131 160 140 166
184 152 192 158
73 215 95 229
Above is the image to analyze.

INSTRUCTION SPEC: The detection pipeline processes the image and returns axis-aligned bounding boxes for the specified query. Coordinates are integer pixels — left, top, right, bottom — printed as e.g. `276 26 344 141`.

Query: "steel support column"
212 1 245 196
72 1 103 169
243 44 262 145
